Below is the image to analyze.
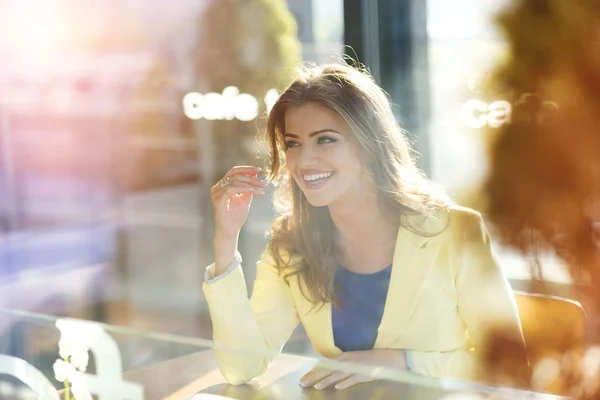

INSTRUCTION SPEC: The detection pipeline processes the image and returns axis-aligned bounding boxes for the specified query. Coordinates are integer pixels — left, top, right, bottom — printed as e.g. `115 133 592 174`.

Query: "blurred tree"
483 0 600 287
193 0 301 177
477 0 600 395
127 59 199 191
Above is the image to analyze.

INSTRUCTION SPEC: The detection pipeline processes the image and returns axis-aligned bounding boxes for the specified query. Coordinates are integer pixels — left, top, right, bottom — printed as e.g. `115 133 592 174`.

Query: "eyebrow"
284 129 342 138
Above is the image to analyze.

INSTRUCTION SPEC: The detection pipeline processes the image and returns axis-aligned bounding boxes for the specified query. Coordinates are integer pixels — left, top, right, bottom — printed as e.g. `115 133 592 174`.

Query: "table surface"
124 350 566 400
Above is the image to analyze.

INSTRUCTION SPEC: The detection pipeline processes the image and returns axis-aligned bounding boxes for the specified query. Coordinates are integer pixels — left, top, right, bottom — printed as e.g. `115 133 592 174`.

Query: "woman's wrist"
205 251 242 283
377 348 409 370
214 233 239 275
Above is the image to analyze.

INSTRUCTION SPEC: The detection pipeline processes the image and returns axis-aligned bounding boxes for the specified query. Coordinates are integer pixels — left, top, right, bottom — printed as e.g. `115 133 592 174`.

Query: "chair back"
514 291 586 365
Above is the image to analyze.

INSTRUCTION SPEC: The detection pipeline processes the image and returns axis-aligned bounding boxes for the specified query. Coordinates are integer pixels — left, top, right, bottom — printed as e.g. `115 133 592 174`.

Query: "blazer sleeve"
409 209 526 380
202 249 300 385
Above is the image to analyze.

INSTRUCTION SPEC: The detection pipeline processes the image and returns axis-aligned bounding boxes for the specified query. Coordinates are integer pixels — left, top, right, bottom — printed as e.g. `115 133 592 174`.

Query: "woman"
204 63 526 390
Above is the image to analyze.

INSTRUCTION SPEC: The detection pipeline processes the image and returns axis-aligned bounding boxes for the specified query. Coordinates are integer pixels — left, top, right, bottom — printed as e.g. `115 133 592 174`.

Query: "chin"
302 192 333 208
305 198 330 208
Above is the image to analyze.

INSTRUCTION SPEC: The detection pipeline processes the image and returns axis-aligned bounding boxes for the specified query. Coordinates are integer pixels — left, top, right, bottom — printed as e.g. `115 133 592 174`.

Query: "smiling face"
284 102 371 208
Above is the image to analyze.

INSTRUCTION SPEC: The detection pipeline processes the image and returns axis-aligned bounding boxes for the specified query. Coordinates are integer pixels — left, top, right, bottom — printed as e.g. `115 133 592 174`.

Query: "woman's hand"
300 349 408 390
211 166 267 273
211 166 266 240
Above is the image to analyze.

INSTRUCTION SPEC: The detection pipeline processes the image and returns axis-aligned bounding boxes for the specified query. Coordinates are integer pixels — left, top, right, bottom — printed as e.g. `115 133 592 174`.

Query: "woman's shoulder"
444 205 493 249
402 205 485 242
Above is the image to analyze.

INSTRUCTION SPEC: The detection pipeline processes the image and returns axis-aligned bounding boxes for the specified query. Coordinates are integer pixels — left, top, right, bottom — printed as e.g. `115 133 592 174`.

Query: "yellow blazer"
203 206 525 385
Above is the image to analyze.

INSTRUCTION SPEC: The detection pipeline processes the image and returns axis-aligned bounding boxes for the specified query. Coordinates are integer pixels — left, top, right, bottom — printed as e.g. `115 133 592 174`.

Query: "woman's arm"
206 167 299 384
202 250 300 384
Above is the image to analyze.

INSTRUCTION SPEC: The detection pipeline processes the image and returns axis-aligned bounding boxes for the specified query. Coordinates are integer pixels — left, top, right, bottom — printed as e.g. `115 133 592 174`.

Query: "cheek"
331 147 364 172
284 150 298 169
284 152 302 182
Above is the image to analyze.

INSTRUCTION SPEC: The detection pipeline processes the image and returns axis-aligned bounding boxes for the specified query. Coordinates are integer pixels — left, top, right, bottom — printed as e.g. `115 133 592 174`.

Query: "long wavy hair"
265 62 450 306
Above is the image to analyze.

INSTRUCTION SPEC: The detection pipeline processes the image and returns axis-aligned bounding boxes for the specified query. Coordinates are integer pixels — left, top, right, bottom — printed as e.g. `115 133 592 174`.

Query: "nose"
297 144 319 167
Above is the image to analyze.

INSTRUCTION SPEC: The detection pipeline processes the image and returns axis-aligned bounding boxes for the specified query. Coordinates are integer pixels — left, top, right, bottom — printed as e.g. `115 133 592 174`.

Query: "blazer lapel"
374 217 444 349
291 275 342 358
304 302 342 357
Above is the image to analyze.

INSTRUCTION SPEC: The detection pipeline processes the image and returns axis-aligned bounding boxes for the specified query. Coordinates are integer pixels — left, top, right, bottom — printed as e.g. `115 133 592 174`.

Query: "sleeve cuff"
204 251 242 284
405 349 414 372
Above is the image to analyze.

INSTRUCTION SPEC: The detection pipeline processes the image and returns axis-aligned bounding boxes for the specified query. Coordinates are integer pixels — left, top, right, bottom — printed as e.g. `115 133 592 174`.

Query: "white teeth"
303 172 333 182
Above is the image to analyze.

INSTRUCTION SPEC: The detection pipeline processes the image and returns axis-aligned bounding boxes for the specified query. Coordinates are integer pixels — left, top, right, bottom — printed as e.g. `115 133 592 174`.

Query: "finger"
213 183 263 202
229 174 267 188
211 174 265 194
300 368 333 388
227 165 262 177
334 374 373 390
217 184 265 200
212 186 253 206
313 371 353 390
225 183 265 196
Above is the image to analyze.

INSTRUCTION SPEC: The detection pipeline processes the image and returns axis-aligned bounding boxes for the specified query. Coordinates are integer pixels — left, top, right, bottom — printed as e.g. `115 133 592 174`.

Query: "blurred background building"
0 0 580 374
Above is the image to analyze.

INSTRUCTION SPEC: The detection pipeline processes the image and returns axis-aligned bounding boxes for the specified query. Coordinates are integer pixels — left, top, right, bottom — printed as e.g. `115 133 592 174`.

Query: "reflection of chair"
514 291 586 366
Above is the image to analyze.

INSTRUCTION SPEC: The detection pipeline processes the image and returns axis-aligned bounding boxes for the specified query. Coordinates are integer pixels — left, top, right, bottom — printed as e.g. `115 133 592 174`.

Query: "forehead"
284 103 348 135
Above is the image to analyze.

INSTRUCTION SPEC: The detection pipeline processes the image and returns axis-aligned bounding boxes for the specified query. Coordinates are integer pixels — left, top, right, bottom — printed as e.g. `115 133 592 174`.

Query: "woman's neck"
328 189 399 271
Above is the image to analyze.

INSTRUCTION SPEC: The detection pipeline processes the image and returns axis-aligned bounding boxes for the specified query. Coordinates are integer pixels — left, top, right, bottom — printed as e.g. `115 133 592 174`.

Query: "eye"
317 136 337 144
285 140 301 149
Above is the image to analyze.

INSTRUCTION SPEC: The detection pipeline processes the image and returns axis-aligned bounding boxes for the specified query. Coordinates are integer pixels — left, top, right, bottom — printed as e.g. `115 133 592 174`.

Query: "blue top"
331 264 393 352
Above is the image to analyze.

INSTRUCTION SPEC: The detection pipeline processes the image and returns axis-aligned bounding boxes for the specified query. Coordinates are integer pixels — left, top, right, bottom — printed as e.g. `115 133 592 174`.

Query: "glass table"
0 308 566 400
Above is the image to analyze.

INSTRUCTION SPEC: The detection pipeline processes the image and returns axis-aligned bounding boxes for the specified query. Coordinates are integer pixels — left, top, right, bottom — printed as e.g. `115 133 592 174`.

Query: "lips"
303 171 333 182
300 170 335 190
